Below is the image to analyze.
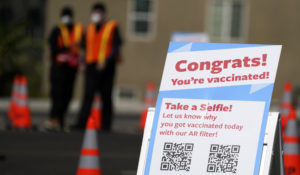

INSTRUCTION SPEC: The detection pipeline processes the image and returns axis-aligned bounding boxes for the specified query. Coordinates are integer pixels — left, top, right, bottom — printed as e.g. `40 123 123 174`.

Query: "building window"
127 0 156 41
206 0 247 42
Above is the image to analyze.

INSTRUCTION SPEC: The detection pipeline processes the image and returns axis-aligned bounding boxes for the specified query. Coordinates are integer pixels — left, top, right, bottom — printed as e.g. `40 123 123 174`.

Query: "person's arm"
106 26 122 63
97 25 122 70
48 27 69 57
79 32 86 70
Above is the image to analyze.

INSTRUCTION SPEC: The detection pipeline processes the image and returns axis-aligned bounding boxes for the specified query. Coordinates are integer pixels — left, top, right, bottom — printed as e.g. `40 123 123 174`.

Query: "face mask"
61 15 72 24
91 13 102 23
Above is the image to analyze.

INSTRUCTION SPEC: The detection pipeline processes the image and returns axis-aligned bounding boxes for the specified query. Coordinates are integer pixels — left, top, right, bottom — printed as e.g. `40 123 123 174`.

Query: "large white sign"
144 43 282 175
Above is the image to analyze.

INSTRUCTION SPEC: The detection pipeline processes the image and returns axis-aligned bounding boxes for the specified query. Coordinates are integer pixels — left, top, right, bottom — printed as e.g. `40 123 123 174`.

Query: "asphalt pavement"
0 105 144 175
0 130 143 175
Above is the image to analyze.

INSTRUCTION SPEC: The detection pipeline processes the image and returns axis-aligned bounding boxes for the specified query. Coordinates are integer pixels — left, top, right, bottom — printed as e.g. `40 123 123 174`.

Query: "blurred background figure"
45 7 84 131
72 3 122 131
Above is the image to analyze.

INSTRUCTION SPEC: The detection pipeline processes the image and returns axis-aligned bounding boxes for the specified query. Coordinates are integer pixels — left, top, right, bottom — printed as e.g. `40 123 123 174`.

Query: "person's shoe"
43 119 61 132
62 124 70 133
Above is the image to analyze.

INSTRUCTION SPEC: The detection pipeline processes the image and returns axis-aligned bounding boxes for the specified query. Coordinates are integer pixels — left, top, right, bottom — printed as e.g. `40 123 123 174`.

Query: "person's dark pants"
76 61 115 131
50 64 77 127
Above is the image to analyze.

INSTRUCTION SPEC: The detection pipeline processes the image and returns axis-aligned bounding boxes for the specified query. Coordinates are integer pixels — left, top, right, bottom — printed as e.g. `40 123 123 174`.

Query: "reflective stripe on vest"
86 21 117 64
58 23 83 53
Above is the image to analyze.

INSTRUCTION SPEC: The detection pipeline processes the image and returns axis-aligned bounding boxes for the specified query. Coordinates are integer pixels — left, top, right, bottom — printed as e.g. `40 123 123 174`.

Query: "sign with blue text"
144 42 282 175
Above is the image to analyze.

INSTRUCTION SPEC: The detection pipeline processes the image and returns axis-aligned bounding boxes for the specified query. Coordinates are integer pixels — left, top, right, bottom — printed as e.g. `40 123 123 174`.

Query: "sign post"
259 112 285 175
140 43 282 175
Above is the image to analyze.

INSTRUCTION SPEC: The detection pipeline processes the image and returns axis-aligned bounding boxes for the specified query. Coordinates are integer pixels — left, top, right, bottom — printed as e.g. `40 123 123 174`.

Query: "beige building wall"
119 0 206 98
248 0 300 101
44 0 300 104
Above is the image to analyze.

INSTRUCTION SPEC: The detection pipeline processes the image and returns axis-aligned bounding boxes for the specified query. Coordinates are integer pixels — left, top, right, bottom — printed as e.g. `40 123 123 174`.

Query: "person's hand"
57 53 71 63
96 62 105 71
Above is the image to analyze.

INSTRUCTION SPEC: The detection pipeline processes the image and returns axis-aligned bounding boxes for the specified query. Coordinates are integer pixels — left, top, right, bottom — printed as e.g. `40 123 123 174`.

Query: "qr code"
207 144 240 173
160 142 193 171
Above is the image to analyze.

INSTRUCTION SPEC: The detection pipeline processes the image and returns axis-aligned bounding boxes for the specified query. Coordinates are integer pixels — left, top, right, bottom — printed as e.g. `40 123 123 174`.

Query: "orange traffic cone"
281 81 293 136
8 75 20 120
13 76 32 129
283 108 300 175
87 94 102 130
77 116 102 175
139 82 156 130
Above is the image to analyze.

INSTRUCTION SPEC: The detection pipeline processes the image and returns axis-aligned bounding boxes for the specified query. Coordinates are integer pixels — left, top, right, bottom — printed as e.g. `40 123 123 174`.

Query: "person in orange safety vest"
73 3 122 132
46 7 84 131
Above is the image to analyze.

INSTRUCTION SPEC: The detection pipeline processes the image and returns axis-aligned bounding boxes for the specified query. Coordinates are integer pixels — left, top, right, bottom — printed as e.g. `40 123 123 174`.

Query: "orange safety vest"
57 23 84 56
85 20 118 64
